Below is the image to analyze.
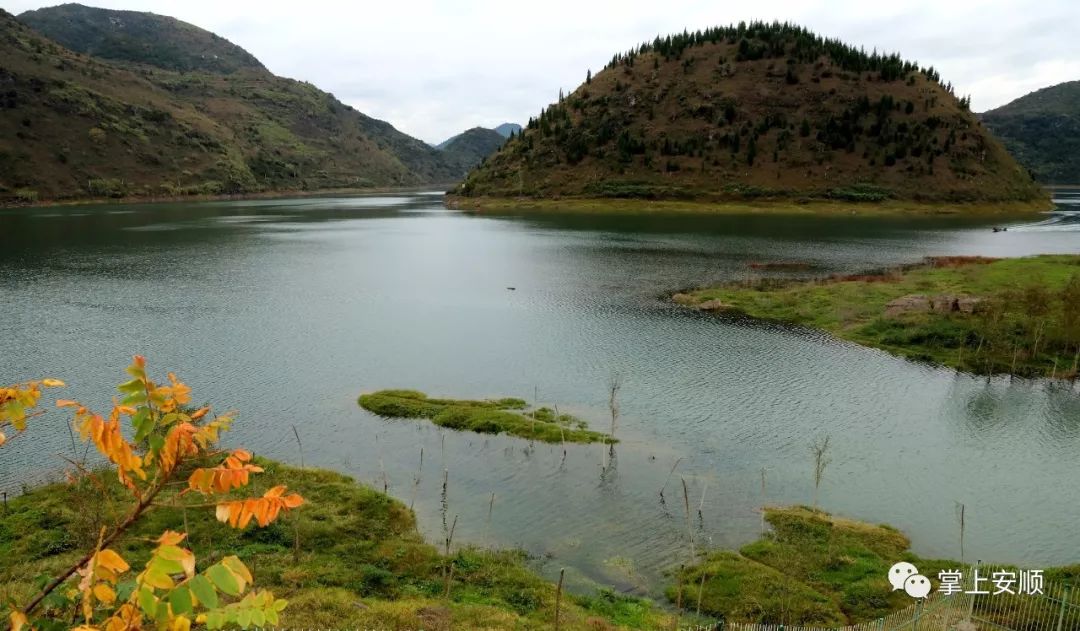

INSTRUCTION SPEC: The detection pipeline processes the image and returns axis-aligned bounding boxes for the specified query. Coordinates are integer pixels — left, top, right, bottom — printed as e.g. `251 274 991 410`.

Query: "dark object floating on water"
507 287 516 290
992 226 1008 232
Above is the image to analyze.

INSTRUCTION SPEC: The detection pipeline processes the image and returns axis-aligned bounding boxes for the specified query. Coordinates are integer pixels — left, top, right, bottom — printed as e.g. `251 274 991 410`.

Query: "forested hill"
0 8 464 203
981 81 1080 184
456 22 1046 208
437 127 508 169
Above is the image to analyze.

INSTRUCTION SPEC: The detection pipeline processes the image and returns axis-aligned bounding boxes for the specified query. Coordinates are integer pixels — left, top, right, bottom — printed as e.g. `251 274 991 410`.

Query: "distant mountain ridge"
457 22 1045 209
981 81 1080 184
1 6 463 203
436 127 508 169
19 3 265 74
493 123 522 138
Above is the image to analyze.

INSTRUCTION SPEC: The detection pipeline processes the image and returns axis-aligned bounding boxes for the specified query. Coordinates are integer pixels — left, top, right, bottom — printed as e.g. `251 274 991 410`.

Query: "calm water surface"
2 192 1079 596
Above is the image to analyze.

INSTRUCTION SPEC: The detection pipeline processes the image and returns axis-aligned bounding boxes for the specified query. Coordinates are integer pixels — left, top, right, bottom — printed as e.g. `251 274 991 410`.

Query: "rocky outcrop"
885 294 984 317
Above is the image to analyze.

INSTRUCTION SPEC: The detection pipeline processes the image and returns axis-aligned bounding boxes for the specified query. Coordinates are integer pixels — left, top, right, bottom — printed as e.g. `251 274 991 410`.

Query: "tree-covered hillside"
457 22 1045 208
981 81 1080 184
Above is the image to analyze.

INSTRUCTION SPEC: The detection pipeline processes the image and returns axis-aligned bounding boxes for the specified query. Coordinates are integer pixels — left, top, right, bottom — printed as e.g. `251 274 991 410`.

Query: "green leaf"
117 378 144 394
115 579 136 603
137 586 157 616
121 390 148 405
237 608 252 629
207 563 240 596
205 610 224 630
168 585 193 617
189 574 218 609
150 557 184 576
251 608 265 627
148 434 164 453
132 408 153 442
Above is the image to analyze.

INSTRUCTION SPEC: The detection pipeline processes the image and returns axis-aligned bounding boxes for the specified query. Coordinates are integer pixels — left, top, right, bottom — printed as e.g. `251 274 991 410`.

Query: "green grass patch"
358 390 614 444
669 506 1042 626
0 459 669 630
681 255 1080 377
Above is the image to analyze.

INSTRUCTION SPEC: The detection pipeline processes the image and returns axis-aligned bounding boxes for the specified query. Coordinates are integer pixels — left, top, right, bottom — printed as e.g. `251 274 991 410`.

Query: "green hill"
981 81 1080 184
454 22 1047 211
0 8 462 203
18 3 265 74
437 126 508 169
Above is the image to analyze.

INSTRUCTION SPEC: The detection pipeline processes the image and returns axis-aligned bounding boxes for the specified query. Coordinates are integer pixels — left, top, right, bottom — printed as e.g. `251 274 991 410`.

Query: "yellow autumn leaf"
0 431 6 447
93 582 117 604
96 549 130 575
42 378 65 387
9 611 29 631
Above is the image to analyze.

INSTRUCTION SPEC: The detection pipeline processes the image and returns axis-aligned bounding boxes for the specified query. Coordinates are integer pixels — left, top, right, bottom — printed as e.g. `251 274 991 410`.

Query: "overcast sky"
5 0 1078 144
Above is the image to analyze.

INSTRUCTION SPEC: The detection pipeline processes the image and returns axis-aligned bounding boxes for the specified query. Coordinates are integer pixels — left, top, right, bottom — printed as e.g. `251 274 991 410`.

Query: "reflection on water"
1 192 1078 596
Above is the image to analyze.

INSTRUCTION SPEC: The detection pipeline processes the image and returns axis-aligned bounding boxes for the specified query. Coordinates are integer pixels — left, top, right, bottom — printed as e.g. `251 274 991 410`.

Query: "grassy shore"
358 389 615 444
447 195 1052 216
0 184 455 210
675 255 1080 377
0 459 673 630
669 506 1079 626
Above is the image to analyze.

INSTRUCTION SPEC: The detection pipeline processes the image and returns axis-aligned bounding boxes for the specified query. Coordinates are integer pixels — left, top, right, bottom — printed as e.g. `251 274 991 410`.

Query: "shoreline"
446 194 1054 216
672 255 1080 378
0 184 455 210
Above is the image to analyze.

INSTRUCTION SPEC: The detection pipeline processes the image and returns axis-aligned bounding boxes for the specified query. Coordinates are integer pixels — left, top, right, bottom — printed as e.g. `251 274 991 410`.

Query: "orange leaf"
93 582 117 604
96 549 130 575
190 406 210 420
57 399 80 408
157 530 187 546
9 611 28 631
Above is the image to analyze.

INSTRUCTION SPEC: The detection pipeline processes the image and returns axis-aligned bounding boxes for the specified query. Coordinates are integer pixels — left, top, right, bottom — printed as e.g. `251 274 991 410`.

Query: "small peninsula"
674 255 1080 377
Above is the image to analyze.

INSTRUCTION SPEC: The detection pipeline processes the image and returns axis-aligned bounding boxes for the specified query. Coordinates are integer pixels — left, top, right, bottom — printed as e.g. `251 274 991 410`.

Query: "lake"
2 192 1079 596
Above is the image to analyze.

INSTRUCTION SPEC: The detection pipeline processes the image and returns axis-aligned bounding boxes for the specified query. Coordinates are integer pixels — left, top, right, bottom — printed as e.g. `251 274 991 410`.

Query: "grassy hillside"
0 459 676 629
19 3 265 74
0 8 462 203
674 255 1080 377
981 81 1080 184
437 126 508 169
455 22 1046 210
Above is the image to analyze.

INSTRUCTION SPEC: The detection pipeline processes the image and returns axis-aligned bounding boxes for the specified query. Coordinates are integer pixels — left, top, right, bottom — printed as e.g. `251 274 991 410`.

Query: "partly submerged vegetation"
0 459 675 630
676 255 1080 377
358 389 614 444
668 506 1079 626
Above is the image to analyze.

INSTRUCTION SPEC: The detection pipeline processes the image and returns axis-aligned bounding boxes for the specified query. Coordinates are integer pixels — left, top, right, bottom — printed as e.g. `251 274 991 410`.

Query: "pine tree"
586 69 592 84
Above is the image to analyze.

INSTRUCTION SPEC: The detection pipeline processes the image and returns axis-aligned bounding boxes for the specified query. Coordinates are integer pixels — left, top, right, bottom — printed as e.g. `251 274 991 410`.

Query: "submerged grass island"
674 255 1080 377
358 389 616 444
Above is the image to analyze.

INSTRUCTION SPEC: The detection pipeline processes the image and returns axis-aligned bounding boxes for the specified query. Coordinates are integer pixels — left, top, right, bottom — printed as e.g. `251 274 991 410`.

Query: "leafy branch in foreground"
0 378 65 447
6 356 304 631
